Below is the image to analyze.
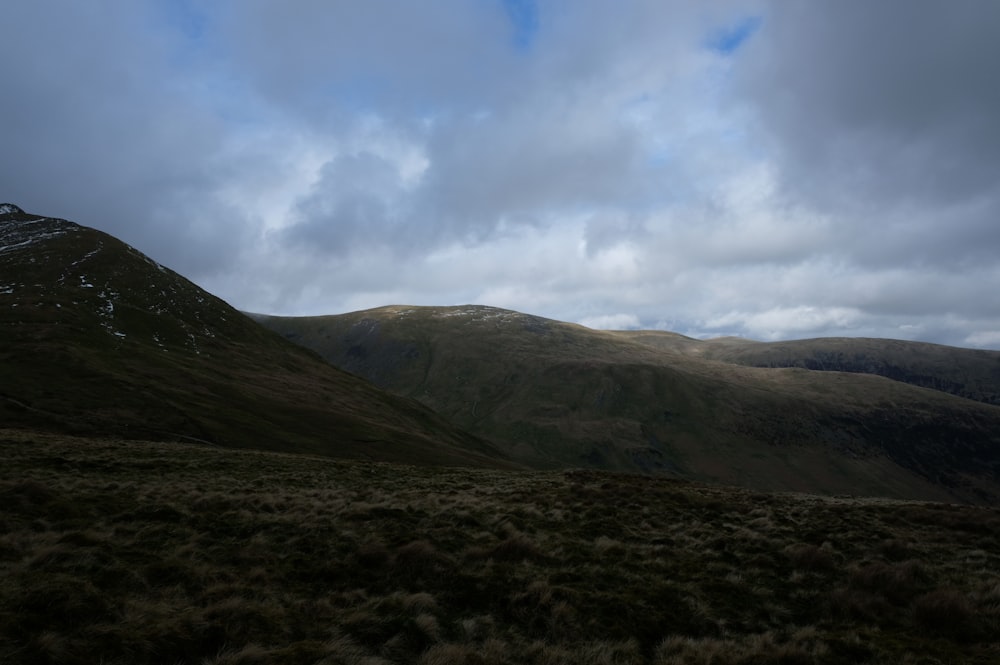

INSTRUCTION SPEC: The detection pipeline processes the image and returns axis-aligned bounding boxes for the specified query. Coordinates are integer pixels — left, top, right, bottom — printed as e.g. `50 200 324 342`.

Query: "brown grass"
2 429 1000 664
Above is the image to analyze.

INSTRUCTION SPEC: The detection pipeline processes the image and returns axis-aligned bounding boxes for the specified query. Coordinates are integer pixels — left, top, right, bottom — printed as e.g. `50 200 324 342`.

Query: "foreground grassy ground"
2 430 999 664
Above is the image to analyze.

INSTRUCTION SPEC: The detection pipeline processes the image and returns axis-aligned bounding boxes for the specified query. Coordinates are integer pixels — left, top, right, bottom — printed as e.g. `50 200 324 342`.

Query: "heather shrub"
848 559 928 604
355 540 392 569
418 643 482 665
912 588 978 641
784 543 836 572
488 534 548 562
394 540 454 578
654 631 828 665
827 586 893 621
876 538 912 561
3 432 999 664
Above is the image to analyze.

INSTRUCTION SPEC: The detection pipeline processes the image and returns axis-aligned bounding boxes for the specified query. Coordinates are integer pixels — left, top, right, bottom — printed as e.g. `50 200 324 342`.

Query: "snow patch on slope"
436 305 512 319
0 215 76 256
433 305 527 326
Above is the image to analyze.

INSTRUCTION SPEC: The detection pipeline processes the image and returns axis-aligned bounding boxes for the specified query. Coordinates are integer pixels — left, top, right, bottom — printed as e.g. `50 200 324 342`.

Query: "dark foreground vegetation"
2 429 999 664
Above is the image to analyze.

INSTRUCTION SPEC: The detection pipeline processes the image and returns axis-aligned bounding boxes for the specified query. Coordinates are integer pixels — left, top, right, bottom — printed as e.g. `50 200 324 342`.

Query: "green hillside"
0 205 507 468
253 305 1000 503
617 332 1000 405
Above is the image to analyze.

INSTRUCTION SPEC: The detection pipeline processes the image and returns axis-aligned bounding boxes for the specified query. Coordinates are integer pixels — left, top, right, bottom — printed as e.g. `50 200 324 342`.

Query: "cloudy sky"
3 1 999 347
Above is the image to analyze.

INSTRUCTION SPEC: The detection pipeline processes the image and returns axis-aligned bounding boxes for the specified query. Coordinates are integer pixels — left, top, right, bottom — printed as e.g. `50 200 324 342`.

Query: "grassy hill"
0 205 507 468
616 332 1000 405
252 305 1000 504
5 204 1000 662
2 429 999 664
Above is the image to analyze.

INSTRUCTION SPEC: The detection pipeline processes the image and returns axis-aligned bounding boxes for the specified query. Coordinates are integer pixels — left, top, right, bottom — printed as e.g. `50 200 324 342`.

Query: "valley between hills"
251 305 1000 505
3 203 1000 663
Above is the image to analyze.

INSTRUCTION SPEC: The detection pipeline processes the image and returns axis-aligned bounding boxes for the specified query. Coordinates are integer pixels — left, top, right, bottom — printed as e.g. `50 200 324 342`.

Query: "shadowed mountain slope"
615 332 1000 406
0 205 507 467
253 305 1000 503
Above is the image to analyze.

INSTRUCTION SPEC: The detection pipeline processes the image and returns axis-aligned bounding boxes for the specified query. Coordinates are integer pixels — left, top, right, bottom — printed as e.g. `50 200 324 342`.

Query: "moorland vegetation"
2 430 999 664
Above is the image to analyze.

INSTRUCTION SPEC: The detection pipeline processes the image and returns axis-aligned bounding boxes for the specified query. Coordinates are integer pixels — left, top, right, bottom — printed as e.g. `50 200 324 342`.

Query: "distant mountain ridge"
615 332 1000 406
253 305 1000 504
0 204 508 468
6 201 1000 503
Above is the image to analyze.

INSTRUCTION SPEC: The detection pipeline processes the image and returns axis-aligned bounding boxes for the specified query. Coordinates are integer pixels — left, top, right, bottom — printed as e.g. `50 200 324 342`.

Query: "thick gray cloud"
734 1 1000 241
2 1 999 348
0 0 259 277
284 151 406 253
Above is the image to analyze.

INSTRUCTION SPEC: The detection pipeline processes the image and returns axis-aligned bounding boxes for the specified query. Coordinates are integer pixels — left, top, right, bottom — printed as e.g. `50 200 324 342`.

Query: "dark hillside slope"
617 332 1000 406
0 205 507 467
254 305 1000 504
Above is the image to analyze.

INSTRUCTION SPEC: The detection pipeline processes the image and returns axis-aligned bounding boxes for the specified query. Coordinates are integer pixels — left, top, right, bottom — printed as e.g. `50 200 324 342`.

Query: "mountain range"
3 203 1000 503
0 204 505 468
251 305 1000 504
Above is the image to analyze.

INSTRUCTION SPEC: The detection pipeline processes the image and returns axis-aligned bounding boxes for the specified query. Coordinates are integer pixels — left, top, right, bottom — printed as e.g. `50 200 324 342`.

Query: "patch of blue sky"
501 0 539 51
149 0 219 72
646 146 674 168
705 15 762 55
159 0 209 43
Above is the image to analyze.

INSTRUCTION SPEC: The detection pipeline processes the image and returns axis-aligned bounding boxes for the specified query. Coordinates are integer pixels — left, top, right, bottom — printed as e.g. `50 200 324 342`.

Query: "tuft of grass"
912 588 978 641
784 543 838 572
654 629 830 665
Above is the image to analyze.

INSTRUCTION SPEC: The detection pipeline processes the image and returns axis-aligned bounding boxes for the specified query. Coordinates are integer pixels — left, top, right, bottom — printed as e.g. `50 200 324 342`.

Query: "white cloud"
577 313 642 330
2 1 1000 349
964 331 1000 350
706 306 863 341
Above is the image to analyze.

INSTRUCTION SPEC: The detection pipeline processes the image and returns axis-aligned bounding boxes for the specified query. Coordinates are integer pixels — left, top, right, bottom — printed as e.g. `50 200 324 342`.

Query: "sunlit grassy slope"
2 429 999 664
253 306 1000 503
0 206 507 468
615 331 1000 405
